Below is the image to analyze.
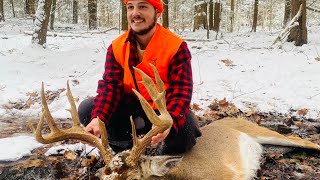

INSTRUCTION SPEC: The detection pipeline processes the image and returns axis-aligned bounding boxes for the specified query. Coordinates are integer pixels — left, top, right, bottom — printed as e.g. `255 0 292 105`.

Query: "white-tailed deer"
30 64 320 180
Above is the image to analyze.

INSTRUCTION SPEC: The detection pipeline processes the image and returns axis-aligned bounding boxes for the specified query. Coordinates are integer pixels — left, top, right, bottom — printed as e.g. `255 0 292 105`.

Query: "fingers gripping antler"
126 64 173 167
29 81 113 165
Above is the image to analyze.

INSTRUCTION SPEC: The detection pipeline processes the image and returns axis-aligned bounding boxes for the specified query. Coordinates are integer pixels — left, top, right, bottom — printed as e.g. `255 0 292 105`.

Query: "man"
78 0 201 154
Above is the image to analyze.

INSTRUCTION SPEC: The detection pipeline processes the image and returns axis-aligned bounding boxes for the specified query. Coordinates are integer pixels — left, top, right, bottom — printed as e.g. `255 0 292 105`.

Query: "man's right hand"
84 118 101 138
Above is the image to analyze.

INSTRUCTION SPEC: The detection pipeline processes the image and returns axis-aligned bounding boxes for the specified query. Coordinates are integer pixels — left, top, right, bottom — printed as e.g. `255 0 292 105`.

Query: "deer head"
29 64 181 179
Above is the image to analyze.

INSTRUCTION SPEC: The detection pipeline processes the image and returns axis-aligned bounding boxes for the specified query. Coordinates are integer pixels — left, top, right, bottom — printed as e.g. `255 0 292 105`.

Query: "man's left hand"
151 127 170 145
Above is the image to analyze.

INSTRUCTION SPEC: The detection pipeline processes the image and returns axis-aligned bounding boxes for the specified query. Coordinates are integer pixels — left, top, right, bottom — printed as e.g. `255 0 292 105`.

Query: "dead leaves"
220 59 236 67
190 103 202 111
203 98 240 120
64 151 77 160
297 108 308 116
1 88 65 110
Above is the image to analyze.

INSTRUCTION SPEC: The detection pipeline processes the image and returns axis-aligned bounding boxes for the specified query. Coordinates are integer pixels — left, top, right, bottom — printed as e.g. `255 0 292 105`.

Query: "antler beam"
125 64 173 167
29 81 113 165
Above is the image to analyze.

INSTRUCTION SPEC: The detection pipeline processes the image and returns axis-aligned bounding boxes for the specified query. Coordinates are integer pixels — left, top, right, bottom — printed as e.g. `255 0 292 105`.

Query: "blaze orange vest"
112 24 183 108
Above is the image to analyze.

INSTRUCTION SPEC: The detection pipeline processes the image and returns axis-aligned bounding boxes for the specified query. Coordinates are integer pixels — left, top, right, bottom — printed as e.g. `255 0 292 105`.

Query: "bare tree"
0 0 4 22
121 0 128 30
193 0 207 31
32 0 53 47
10 0 15 18
283 0 291 27
88 0 97 30
288 0 307 46
208 0 213 30
230 0 235 32
26 0 36 17
73 0 78 24
50 0 57 30
213 2 221 32
162 0 169 28
252 0 259 32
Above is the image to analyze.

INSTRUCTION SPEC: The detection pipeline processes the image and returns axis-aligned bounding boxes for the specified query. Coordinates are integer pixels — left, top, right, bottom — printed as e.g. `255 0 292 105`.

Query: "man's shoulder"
112 30 130 45
158 24 182 41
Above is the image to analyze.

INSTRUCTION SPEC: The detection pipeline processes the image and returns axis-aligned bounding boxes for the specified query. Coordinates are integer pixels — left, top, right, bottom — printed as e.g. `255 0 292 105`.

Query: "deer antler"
125 63 173 167
29 81 113 165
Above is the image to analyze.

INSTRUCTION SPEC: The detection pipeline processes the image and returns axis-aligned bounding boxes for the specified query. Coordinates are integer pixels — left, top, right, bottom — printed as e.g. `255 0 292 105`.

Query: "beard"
131 14 157 35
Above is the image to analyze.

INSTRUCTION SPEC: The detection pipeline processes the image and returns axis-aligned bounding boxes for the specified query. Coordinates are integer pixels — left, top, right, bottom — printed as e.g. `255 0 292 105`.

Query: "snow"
0 135 42 161
0 18 319 162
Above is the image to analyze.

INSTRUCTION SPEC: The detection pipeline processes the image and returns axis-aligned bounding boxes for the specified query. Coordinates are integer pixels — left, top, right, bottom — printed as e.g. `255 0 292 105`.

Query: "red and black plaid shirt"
91 31 193 131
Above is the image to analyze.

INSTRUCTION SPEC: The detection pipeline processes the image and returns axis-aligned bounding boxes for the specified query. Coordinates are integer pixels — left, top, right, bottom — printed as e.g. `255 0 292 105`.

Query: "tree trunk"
268 0 273 31
32 0 53 47
208 0 213 30
10 0 15 18
283 0 291 27
73 0 78 24
252 0 259 32
193 0 207 31
162 0 169 28
26 0 36 17
287 0 307 46
26 0 30 15
230 0 235 32
121 0 128 30
0 0 4 21
50 0 56 30
213 2 221 32
88 0 97 30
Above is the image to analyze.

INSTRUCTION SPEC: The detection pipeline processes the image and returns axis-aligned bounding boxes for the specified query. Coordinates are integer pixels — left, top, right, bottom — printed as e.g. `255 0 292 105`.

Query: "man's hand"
84 118 101 138
151 126 170 145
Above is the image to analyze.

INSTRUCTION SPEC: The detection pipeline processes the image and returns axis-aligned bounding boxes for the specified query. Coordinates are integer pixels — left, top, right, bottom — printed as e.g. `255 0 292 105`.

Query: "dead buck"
30 64 320 180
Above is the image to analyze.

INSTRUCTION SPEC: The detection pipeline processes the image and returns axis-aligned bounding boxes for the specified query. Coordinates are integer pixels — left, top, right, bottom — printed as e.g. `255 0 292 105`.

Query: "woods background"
0 0 319 46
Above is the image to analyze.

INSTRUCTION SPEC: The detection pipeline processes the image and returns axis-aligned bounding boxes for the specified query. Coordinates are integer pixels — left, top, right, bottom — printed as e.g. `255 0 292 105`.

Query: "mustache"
131 15 144 20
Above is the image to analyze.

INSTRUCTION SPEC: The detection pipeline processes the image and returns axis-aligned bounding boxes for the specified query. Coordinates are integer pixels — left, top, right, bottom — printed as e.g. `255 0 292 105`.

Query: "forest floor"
0 99 319 179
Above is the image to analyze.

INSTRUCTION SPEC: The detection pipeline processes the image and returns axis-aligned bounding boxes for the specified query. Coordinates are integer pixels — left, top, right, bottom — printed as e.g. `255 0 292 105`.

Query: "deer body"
31 65 320 180
143 118 320 180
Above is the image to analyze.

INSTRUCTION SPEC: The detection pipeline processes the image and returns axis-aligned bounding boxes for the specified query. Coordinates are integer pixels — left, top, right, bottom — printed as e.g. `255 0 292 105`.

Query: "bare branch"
272 4 303 45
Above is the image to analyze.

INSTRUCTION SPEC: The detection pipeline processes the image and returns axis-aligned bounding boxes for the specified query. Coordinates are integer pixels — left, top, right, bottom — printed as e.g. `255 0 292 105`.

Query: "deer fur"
130 117 320 180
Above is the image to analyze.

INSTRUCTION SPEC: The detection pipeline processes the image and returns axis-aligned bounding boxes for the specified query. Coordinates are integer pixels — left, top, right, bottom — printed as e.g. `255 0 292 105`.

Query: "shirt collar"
125 29 136 44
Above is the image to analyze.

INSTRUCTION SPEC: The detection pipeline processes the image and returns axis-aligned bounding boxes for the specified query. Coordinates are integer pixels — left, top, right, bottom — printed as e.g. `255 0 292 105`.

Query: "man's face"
126 0 160 35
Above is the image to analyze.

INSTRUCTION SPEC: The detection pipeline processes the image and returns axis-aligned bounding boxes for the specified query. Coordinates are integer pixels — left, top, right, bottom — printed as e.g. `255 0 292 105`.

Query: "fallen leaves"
1 88 66 110
203 98 240 120
220 59 236 67
297 108 309 116
64 151 77 160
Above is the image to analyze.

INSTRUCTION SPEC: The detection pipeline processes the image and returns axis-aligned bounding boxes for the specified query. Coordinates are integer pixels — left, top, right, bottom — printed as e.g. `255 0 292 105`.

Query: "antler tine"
126 66 173 167
40 82 60 133
65 81 80 127
31 82 113 166
130 116 138 147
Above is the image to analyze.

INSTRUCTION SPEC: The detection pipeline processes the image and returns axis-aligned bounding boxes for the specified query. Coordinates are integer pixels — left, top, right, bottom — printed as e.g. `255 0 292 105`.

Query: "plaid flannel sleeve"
166 41 193 131
91 44 124 124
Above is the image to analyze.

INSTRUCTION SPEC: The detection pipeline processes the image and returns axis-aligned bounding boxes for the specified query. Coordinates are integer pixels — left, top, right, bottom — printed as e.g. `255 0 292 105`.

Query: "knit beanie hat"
124 0 163 13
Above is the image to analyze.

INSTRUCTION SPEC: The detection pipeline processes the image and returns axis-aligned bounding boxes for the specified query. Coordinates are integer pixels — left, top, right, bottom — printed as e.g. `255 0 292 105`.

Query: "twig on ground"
308 93 320 99
76 70 87 78
232 87 264 100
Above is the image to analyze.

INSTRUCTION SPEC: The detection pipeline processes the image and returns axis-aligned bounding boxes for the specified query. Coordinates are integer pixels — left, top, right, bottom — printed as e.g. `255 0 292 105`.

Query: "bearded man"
78 0 201 154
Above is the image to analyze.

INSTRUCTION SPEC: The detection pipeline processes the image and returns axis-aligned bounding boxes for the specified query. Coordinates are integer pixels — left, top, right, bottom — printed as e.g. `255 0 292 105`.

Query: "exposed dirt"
0 98 319 179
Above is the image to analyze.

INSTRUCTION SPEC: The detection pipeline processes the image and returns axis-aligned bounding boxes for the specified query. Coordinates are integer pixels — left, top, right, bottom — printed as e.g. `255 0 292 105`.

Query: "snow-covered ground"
0 18 319 161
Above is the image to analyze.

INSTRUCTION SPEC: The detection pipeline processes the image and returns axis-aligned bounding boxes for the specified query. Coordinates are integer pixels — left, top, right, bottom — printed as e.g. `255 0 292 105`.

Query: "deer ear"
149 156 183 176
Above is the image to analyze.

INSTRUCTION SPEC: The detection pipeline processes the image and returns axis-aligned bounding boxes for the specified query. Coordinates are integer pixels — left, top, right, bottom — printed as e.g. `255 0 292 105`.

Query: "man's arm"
150 42 192 144
86 44 123 137
166 41 193 131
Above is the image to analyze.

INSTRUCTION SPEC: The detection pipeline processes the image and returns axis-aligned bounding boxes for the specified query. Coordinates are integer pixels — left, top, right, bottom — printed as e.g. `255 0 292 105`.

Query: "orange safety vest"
112 23 183 108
